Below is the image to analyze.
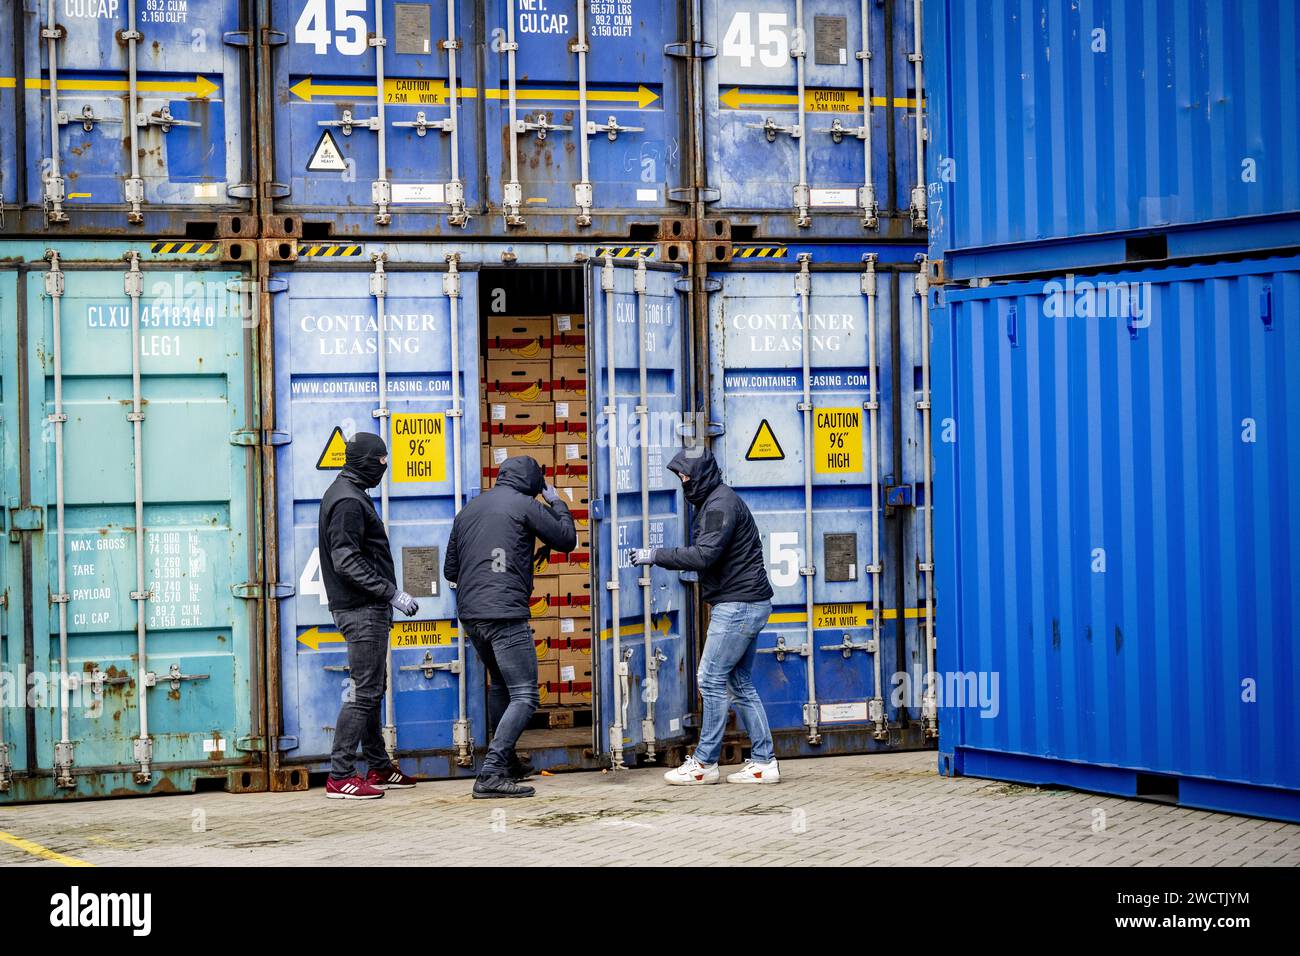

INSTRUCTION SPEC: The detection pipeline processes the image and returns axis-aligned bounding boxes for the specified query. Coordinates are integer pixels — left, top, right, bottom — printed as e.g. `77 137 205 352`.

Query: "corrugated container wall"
0 240 265 803
925 0 1300 279
1 1 259 238
934 255 1300 822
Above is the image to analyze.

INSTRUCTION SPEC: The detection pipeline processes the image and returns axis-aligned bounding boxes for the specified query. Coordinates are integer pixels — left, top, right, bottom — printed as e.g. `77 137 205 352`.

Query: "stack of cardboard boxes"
480 315 593 716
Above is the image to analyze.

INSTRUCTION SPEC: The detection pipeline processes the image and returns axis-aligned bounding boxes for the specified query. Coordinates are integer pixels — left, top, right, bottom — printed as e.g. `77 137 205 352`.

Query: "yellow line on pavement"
0 829 94 867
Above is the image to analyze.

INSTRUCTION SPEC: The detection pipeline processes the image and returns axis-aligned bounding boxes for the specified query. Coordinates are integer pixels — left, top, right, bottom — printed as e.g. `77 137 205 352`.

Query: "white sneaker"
726 759 781 784
663 755 719 786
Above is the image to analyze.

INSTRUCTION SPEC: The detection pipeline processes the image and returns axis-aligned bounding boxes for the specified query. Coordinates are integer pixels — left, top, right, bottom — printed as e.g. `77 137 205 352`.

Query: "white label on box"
565 444 580 460
560 665 576 682
391 183 446 204
203 737 226 753
561 618 575 633
636 188 658 202
492 447 508 465
491 403 507 421
819 701 870 723
556 315 572 332
193 182 220 199
810 188 858 208
555 402 569 417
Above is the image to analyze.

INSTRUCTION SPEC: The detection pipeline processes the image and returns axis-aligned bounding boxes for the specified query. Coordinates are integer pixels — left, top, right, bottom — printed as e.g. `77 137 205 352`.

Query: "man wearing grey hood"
317 432 421 800
444 455 576 798
630 447 780 786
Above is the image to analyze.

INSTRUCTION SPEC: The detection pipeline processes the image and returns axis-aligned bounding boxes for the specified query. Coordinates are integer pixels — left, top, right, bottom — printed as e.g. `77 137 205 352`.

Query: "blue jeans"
694 600 774 766
329 603 393 779
462 618 539 778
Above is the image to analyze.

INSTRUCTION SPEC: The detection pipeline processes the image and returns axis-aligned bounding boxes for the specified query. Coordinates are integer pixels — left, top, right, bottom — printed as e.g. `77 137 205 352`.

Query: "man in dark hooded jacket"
630 447 780 786
444 455 576 797
317 432 421 800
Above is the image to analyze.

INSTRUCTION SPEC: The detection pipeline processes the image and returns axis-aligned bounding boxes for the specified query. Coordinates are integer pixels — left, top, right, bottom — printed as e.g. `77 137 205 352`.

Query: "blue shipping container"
0 240 264 803
2 1 257 237
700 0 926 241
925 0 1300 278
934 253 1300 822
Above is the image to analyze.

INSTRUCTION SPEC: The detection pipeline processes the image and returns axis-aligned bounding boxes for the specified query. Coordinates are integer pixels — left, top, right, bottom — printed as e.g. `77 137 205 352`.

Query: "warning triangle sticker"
316 426 348 470
745 419 785 461
307 129 347 172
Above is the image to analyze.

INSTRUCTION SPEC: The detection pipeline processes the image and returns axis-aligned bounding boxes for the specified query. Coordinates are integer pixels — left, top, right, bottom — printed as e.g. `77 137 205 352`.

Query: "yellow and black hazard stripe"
150 241 217 255
734 246 788 259
298 243 364 257
593 245 655 259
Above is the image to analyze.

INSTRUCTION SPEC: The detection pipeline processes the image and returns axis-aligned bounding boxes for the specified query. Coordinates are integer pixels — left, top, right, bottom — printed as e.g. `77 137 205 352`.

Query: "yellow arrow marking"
291 77 658 109
598 613 673 642
0 76 217 97
0 830 93 867
298 620 458 650
720 87 918 112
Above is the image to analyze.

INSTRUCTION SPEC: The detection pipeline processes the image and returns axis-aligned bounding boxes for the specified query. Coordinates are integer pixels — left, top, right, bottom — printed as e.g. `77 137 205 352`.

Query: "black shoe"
508 758 537 781
473 775 535 799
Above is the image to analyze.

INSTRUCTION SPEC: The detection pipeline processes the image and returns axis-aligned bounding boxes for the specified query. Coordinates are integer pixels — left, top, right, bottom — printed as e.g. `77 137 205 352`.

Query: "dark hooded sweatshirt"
443 455 576 620
318 432 398 612
654 448 774 605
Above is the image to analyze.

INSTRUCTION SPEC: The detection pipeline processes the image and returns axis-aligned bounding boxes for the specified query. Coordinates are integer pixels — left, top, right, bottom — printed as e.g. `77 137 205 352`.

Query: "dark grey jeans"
462 618 539 778
329 602 393 780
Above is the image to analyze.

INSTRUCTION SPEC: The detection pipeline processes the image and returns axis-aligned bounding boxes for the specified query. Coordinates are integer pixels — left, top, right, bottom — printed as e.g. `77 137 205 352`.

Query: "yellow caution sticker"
813 408 862 473
745 418 785 461
316 426 348 470
296 620 457 650
391 414 446 483
813 603 869 629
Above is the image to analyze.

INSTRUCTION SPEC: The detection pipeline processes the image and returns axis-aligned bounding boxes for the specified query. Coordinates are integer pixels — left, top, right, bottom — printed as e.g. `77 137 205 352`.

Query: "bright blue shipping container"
1 1 258 237
925 0 1300 279
0 240 265 803
934 253 1300 822
699 0 926 242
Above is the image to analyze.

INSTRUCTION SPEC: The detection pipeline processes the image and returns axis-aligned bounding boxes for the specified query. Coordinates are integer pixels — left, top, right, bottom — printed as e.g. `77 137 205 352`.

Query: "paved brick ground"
1 752 1297 866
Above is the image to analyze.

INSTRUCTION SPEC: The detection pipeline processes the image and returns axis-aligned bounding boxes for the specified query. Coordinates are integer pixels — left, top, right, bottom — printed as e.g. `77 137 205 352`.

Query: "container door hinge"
668 186 720 204
232 582 295 600
7 502 42 542
261 183 291 199
222 30 252 47
229 428 291 447
226 183 256 199
237 735 299 753
261 28 288 47
664 41 716 58
673 276 693 293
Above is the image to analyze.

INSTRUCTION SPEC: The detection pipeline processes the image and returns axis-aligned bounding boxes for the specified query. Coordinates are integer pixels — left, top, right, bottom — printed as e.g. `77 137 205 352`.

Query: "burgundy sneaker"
366 766 416 790
325 775 384 800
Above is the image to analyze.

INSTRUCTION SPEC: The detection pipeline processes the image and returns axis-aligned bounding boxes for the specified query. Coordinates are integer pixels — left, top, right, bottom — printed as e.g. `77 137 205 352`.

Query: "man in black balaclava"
444 455 576 798
318 431 421 800
629 447 779 786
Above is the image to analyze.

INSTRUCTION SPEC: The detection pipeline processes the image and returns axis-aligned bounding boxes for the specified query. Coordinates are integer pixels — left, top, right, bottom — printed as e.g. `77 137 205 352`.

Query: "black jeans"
462 618 539 778
329 603 393 780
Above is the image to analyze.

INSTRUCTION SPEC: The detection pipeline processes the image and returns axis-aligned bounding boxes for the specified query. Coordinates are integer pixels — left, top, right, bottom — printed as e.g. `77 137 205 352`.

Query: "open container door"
587 255 695 769
270 250 484 781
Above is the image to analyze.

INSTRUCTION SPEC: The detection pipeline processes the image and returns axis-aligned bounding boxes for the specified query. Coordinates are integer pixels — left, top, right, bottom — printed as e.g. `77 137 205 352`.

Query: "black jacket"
318 433 398 612
654 448 774 605
444 456 576 620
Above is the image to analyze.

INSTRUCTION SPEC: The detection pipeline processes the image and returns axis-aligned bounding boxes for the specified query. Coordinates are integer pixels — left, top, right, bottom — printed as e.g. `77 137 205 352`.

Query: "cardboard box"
557 485 590 528
486 316 551 360
556 651 593 706
488 444 554 480
555 441 588 479
480 444 492 489
536 659 560 707
552 399 588 439
556 471 587 488
531 617 561 657
555 572 592 618
485 359 551 401
551 356 587 400
530 576 559 619
556 615 594 652
485 401 554 447
552 313 586 357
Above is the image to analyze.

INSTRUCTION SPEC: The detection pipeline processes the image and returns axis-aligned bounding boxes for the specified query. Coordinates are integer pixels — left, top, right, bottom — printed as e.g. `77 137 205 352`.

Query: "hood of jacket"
497 455 546 496
341 432 389 489
668 447 722 506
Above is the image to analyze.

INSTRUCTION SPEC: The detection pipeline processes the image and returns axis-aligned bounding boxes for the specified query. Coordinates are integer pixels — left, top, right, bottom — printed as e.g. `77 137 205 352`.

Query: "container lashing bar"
45 250 76 786
601 255 625 768
792 0 810 227
811 0 877 227
908 0 927 228
370 253 398 757
916 262 937 737
125 252 153 781
862 255 886 737
444 253 471 764
124 2 145 223
503 0 524 225
633 259 658 759
42 3 68 222
572 2 592 226
795 255 819 743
